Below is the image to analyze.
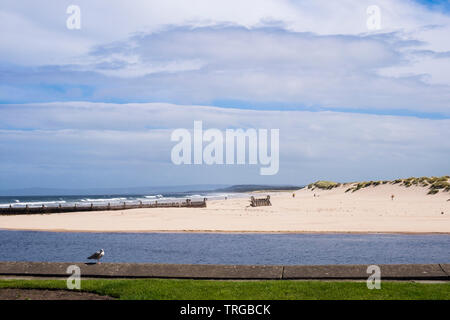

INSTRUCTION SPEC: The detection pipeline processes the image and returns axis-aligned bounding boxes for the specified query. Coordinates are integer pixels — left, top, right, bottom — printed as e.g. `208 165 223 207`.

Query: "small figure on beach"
292 193 295 198
391 194 395 200
87 249 104 264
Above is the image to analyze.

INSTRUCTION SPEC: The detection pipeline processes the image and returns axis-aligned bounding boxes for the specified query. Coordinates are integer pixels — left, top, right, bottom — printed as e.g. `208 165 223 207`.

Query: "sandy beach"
0 183 449 234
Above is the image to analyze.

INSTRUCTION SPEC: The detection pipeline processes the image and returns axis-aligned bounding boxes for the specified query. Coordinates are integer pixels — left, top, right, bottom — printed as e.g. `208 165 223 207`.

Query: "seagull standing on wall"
88 249 104 264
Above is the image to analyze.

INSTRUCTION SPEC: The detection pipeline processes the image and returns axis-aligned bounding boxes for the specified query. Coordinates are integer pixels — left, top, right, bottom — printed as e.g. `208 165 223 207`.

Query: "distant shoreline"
0 184 301 197
1 228 449 235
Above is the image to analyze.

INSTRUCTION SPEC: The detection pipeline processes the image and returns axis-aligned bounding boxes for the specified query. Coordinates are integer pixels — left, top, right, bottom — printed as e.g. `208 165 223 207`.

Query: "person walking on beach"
391 194 395 200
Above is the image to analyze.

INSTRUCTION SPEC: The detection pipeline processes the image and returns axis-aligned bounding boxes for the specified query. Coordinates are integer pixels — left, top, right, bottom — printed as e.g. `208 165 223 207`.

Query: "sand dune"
0 184 449 234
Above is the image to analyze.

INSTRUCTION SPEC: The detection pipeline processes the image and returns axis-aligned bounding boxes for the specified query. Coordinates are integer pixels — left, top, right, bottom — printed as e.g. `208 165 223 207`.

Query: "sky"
0 0 449 189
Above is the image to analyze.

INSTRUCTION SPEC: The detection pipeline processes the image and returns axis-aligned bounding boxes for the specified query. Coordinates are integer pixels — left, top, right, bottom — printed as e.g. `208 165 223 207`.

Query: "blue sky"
416 0 450 11
0 0 449 189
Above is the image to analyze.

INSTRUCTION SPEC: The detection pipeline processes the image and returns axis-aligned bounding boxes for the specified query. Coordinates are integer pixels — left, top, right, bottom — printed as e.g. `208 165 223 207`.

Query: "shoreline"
1 227 449 235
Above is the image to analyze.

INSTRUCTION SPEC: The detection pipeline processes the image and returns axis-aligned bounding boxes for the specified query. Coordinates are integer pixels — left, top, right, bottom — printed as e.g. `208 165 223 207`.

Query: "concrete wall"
0 262 448 280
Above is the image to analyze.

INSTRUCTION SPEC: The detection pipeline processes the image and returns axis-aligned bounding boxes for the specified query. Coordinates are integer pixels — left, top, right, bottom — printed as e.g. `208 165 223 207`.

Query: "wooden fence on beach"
250 195 271 207
0 198 207 216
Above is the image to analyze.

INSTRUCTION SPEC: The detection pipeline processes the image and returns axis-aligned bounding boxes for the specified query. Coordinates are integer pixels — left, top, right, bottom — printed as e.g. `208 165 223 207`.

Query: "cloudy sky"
1 0 449 189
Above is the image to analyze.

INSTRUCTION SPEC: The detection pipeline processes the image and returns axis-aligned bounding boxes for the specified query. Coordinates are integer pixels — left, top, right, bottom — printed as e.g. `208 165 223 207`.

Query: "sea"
0 192 240 208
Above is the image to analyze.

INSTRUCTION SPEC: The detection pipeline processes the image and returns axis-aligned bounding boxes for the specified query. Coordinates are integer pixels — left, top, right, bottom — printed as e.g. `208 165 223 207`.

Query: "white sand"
0 184 449 234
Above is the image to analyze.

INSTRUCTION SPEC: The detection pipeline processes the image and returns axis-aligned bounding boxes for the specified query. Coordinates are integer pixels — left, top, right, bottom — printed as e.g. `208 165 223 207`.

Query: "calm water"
0 230 449 265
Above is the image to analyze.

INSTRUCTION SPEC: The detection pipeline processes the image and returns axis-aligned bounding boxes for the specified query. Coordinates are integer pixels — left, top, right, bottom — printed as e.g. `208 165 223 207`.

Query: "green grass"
334 176 450 194
0 279 449 300
308 181 340 190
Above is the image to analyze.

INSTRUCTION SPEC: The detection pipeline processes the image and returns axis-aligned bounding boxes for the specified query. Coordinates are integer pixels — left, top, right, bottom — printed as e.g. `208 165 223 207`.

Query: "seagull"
87 249 104 264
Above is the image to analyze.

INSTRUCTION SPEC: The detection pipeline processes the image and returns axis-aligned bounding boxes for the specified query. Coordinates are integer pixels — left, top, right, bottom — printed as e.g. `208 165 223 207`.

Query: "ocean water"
0 192 240 208
0 230 448 265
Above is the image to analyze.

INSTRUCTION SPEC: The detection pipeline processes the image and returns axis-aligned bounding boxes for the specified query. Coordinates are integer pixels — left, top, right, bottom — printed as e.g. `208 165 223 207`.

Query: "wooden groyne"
0 198 207 216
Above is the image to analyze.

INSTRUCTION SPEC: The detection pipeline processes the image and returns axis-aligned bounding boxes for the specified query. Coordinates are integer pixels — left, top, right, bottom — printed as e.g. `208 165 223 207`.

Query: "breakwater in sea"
0 198 206 215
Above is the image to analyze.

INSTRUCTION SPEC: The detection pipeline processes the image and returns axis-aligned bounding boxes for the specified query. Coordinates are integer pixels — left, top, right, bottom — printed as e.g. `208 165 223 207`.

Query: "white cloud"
83 26 450 114
1 0 449 114
2 0 450 64
0 102 448 188
0 1 449 188
2 24 449 115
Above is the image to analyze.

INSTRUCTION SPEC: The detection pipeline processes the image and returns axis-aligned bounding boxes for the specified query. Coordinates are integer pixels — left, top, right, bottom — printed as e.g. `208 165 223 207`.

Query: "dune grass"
308 181 341 190
0 279 449 300
319 176 450 194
